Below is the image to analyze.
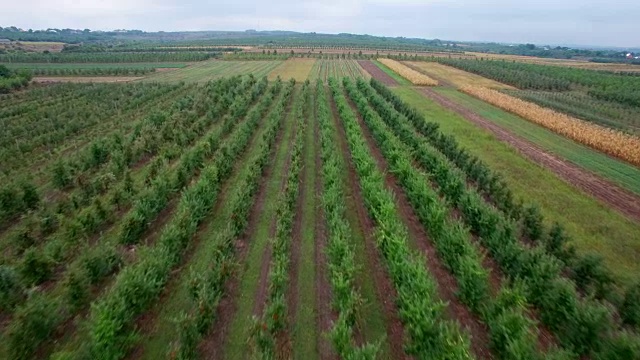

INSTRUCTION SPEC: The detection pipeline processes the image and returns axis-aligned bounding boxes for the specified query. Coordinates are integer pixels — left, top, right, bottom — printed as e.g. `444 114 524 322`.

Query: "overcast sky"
2 0 639 48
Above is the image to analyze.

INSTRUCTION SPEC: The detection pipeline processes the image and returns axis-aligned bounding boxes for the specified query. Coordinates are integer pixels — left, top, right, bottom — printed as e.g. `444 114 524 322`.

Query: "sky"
2 0 639 48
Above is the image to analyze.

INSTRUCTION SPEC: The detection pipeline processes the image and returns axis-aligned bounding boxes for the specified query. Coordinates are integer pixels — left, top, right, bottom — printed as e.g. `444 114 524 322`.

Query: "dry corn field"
378 58 439 86
461 86 640 167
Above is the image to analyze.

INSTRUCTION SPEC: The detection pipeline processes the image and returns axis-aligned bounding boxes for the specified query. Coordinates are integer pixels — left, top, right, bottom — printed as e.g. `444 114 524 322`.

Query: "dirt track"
357 60 398 86
420 88 640 222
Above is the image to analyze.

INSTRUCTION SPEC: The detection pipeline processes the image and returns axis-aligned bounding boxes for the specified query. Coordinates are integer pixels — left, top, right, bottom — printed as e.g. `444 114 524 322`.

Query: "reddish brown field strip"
357 60 398 86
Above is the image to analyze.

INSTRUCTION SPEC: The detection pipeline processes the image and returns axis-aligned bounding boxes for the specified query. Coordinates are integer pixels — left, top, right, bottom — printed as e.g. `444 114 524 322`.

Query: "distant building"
627 53 634 59
0 39 10 43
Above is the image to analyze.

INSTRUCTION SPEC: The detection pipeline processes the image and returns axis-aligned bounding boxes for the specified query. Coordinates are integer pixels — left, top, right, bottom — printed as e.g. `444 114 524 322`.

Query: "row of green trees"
433 58 572 91
2 77 263 359
29 67 156 76
1 82 180 175
3 84 212 267
170 78 291 359
62 44 241 53
3 87 190 257
79 77 281 360
369 79 640 358
0 51 215 63
117 78 265 245
315 79 378 357
251 80 307 357
329 78 474 359
349 77 571 359
0 84 183 247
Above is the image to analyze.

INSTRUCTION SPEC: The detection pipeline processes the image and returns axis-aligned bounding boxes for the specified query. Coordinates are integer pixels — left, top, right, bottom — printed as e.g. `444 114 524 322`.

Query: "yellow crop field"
462 86 640 167
267 58 317 81
405 61 514 89
378 58 438 86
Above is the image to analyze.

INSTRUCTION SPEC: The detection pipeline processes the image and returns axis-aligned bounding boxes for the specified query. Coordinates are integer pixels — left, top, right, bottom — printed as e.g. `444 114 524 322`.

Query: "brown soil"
313 108 338 360
330 95 409 359
357 60 398 86
420 88 640 223
343 95 492 359
199 90 296 359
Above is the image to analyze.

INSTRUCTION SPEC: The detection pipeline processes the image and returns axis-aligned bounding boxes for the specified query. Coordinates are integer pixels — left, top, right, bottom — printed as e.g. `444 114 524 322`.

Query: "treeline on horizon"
1 25 638 64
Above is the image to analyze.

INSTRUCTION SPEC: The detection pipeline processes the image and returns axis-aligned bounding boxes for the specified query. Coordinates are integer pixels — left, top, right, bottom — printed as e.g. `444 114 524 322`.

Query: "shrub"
80 246 122 284
20 181 40 210
52 160 72 189
7 294 60 360
64 268 90 309
621 282 640 327
544 223 576 263
522 205 543 242
19 247 52 285
0 265 23 310
39 210 59 236
570 254 613 299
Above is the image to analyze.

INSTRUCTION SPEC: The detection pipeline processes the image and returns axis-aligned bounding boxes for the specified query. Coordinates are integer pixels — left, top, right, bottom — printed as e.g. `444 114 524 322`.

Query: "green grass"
292 89 319 359
394 86 640 286
224 87 299 359
143 60 283 83
2 62 188 70
435 87 640 196
372 60 411 86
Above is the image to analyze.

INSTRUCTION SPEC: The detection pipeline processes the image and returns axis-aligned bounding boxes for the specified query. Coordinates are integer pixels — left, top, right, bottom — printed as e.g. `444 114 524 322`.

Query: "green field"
142 60 283 82
308 59 369 82
433 87 640 196
394 86 640 285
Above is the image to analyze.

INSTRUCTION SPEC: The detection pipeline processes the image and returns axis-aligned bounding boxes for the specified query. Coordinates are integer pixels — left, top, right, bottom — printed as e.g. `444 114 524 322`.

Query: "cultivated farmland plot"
1 66 640 360
308 59 370 82
141 60 284 82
